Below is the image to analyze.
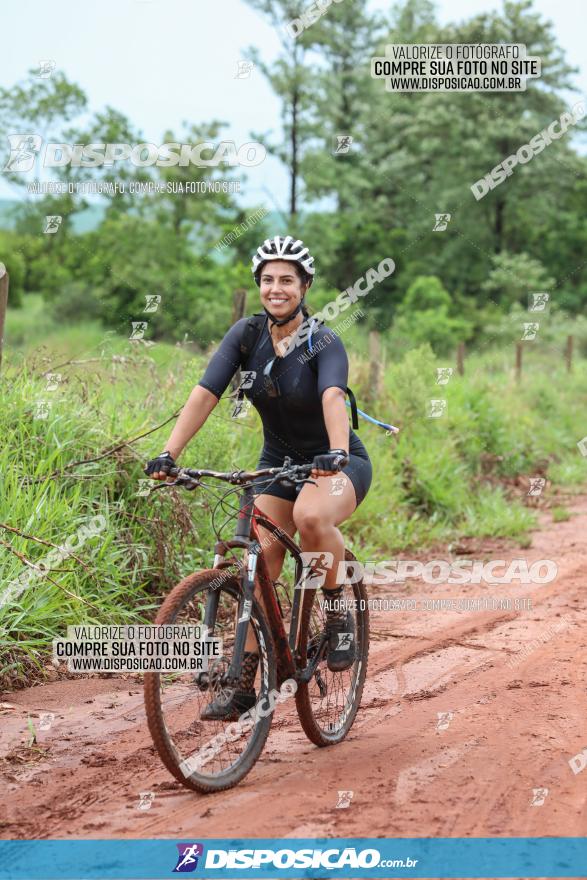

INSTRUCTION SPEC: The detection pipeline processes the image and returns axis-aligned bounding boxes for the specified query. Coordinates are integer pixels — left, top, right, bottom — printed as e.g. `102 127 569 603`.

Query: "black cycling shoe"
326 611 356 672
200 689 256 722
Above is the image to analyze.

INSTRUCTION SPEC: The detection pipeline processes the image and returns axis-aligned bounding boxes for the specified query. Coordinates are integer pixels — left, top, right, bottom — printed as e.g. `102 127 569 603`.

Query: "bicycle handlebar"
161 457 315 489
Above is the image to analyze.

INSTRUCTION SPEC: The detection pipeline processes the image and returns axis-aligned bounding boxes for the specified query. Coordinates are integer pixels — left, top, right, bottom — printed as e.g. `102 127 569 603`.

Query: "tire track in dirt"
1 495 586 841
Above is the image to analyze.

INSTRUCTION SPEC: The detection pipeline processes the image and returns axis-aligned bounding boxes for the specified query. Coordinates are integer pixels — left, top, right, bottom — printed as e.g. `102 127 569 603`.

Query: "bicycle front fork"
202 536 260 688
227 540 260 686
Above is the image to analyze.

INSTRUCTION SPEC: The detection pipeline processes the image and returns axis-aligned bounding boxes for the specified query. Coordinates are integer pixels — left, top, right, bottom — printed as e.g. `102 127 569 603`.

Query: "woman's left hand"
311 449 349 478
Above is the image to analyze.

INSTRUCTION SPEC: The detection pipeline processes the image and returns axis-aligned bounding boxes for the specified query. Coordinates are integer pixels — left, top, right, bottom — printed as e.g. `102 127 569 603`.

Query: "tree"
348 0 585 309
0 70 88 240
393 275 472 354
481 251 555 308
244 0 317 219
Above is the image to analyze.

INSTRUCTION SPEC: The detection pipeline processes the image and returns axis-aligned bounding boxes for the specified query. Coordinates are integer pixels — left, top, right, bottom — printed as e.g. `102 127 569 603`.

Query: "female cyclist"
145 235 372 720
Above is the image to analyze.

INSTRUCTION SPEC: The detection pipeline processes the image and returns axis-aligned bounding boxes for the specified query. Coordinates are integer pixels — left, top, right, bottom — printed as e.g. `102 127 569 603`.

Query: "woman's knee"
293 506 333 538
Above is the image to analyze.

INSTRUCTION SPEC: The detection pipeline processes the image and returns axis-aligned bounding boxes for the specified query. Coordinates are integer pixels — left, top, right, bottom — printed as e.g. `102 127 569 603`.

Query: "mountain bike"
143 457 369 793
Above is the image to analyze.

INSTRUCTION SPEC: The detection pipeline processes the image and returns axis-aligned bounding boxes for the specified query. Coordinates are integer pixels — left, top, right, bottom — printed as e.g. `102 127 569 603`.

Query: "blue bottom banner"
0 837 586 879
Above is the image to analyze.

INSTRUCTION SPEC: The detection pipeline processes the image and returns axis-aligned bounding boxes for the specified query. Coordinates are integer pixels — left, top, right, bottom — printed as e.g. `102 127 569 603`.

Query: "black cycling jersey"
197 315 367 461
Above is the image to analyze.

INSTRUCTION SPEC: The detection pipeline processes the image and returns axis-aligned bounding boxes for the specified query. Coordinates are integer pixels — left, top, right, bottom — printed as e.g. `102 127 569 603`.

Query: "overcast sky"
0 0 585 207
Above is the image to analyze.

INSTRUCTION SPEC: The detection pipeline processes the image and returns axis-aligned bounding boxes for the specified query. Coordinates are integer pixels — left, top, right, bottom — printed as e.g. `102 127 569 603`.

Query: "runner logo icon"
173 843 204 872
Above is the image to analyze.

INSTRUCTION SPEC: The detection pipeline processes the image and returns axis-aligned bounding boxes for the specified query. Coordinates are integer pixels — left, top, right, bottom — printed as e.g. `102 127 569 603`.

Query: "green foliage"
0 232 25 306
481 252 555 309
484 302 587 355
399 276 452 312
1 310 586 687
392 276 473 355
2 293 58 346
1 0 585 346
551 506 571 522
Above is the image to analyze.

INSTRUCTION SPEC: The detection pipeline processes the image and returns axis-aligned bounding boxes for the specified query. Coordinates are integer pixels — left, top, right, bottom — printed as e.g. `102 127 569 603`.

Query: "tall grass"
1 301 586 688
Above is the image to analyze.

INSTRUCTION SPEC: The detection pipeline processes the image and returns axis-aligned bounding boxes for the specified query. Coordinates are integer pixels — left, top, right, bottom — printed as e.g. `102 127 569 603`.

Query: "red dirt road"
1 495 587 845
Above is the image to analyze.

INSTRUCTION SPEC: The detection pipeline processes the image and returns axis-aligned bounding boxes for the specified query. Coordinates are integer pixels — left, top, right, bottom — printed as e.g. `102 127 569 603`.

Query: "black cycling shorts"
253 444 373 508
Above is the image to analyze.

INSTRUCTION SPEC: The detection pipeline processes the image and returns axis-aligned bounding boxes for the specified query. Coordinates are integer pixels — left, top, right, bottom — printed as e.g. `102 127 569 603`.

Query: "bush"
52 281 103 323
392 276 472 356
481 252 555 310
484 302 587 356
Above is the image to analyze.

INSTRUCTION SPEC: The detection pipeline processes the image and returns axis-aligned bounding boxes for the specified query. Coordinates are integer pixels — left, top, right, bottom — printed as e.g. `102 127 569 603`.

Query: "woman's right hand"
144 451 177 480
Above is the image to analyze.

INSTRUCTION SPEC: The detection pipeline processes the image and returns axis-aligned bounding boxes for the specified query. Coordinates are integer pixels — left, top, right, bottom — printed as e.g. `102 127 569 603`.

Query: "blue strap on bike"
308 322 398 435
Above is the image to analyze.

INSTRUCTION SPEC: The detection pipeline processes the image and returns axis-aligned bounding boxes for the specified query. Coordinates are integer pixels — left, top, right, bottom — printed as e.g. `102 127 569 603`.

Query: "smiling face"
259 260 308 320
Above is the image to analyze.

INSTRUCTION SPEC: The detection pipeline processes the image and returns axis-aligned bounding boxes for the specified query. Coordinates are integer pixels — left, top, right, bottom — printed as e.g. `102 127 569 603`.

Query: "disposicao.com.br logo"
201 845 417 871
3 135 266 172
173 842 204 872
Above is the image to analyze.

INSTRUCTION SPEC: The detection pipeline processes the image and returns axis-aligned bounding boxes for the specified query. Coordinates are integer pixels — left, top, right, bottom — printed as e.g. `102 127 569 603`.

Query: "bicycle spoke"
295 572 368 744
146 579 273 785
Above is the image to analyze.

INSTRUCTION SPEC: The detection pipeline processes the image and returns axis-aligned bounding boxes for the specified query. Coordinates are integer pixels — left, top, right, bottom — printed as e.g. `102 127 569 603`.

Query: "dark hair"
255 260 313 290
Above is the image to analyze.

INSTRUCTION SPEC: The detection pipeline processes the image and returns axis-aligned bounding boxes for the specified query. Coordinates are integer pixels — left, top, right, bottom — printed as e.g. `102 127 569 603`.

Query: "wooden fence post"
232 288 247 326
515 342 522 382
230 288 248 393
368 330 381 402
565 335 573 373
456 342 465 376
0 268 8 373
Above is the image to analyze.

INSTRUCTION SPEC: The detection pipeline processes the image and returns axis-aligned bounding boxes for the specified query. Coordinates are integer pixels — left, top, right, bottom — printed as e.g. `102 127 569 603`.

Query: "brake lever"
149 479 178 491
149 474 200 492
292 476 317 487
175 473 201 491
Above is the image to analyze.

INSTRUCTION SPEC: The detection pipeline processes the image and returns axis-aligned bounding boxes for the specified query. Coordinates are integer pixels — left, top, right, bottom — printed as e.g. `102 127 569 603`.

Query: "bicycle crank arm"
296 633 329 683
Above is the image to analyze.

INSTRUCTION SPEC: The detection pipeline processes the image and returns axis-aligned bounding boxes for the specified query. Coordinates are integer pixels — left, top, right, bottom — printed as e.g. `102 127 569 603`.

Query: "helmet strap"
264 296 305 328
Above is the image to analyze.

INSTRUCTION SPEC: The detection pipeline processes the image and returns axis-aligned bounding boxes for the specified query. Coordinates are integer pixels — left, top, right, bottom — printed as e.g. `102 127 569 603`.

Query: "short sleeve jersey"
197 315 363 459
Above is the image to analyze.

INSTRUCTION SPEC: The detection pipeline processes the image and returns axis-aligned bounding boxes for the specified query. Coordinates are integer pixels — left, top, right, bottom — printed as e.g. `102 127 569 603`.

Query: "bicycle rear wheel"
295 549 369 745
144 569 276 793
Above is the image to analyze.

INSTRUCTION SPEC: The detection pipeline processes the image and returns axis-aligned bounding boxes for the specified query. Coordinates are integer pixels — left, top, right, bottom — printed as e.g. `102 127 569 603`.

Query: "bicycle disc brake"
207 657 234 704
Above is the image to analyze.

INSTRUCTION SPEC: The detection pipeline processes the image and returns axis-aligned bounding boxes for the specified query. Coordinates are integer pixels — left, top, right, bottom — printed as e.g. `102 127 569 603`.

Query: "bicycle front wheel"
144 569 276 793
295 549 369 746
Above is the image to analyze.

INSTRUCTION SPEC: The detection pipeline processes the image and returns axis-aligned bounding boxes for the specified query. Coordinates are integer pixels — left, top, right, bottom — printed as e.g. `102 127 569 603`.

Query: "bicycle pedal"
193 671 210 691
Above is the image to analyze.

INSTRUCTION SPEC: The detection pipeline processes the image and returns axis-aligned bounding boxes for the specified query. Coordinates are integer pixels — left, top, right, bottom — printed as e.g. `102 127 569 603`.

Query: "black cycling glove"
144 451 176 477
312 448 349 473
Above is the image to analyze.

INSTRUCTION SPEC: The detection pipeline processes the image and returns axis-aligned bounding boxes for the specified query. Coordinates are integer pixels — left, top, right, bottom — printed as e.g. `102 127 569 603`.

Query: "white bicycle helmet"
252 235 315 287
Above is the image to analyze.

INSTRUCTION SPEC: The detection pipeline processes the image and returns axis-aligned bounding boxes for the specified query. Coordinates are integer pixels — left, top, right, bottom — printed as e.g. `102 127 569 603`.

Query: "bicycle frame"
203 482 327 688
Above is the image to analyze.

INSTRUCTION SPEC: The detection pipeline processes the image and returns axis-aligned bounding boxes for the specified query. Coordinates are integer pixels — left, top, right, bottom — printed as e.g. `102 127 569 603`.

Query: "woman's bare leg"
244 493 296 652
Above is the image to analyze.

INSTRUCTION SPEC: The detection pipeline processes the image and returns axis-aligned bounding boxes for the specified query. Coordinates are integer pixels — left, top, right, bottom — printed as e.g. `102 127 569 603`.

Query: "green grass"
551 507 571 522
1 297 586 688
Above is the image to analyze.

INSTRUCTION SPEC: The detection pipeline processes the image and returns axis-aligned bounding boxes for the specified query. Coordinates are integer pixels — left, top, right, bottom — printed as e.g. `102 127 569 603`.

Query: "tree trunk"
290 85 298 220
494 198 504 253
337 59 352 215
